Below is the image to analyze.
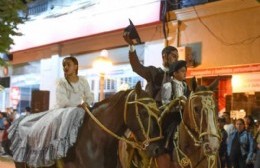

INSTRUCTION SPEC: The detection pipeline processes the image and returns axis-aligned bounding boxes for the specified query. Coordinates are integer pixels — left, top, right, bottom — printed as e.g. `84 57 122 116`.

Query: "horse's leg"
14 162 26 168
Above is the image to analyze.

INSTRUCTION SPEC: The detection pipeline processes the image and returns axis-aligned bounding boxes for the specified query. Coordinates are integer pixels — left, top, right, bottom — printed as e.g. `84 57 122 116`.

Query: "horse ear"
135 81 142 95
208 76 219 91
190 76 197 92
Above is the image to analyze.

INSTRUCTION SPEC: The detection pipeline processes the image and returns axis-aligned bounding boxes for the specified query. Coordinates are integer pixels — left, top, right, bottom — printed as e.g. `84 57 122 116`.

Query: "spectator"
1 119 11 156
21 106 31 116
218 117 228 168
244 115 256 135
254 121 260 168
0 112 5 130
227 118 254 168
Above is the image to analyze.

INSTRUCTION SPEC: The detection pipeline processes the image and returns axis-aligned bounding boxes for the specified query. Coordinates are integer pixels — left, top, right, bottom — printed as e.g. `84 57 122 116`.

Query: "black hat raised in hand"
124 19 142 44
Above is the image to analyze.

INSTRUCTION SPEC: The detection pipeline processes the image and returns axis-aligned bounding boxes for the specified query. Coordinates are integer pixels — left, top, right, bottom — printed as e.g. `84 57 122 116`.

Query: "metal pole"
99 73 105 101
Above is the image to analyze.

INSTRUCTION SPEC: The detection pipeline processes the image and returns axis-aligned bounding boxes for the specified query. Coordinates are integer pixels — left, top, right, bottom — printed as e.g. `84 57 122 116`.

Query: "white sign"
230 110 246 120
232 73 260 93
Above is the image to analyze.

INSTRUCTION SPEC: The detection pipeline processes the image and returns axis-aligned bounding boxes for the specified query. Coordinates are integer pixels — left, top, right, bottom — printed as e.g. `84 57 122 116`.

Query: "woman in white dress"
56 56 93 108
8 56 94 167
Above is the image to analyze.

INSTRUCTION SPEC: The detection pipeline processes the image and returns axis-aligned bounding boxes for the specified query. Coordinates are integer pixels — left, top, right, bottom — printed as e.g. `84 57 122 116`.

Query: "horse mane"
92 89 132 109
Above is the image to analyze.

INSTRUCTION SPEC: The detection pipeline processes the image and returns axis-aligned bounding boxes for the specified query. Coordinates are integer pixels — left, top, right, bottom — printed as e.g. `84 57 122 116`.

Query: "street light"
93 49 112 101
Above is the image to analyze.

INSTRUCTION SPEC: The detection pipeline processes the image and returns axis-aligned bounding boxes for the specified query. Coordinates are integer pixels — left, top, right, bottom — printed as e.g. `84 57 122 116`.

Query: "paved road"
0 156 15 168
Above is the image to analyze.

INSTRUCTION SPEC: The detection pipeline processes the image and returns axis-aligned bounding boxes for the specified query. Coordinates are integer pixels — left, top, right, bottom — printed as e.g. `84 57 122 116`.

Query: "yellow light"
231 75 244 92
92 49 113 101
93 50 112 74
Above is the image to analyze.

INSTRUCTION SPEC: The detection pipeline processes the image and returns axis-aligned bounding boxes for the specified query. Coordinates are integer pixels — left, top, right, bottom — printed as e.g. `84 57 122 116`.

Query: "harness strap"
81 102 144 150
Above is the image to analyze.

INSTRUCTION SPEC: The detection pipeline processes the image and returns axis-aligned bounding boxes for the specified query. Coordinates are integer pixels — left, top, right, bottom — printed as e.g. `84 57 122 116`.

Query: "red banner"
187 64 260 77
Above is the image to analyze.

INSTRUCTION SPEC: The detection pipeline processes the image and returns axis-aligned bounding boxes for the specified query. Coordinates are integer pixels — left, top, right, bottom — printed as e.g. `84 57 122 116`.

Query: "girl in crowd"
227 118 254 168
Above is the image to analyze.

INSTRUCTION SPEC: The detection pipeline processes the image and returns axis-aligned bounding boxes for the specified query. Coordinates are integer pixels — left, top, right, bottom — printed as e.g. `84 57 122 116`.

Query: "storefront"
187 64 260 119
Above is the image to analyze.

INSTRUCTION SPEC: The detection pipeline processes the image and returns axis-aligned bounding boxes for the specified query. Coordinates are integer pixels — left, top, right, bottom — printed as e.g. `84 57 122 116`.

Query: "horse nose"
204 143 218 154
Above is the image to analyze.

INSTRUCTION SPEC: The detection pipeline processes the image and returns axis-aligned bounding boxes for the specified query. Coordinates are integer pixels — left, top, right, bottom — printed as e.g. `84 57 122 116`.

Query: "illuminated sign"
10 87 21 107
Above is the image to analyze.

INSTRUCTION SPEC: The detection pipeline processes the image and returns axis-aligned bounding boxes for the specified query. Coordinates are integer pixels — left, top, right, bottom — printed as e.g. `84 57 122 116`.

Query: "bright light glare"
232 75 244 91
93 56 112 74
100 49 108 57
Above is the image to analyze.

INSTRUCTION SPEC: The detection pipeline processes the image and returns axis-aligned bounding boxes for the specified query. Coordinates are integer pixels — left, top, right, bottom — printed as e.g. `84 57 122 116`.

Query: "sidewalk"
0 156 15 168
0 146 15 168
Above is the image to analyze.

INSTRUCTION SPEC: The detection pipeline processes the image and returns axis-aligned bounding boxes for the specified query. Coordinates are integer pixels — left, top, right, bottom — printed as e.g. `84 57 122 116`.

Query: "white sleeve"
81 77 94 105
55 79 70 108
161 82 172 105
175 83 184 98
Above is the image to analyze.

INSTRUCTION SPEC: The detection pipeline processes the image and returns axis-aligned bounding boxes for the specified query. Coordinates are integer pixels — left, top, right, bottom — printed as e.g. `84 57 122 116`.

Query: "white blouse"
161 79 186 104
55 76 94 108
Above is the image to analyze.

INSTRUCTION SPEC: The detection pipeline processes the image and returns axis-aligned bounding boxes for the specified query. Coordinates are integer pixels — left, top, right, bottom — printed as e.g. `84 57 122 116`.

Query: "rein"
174 91 220 168
183 91 220 146
124 90 163 149
81 90 163 150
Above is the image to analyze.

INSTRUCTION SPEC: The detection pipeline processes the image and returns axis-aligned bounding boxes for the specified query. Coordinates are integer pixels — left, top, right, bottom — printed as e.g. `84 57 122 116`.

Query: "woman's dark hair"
244 115 255 127
236 118 245 125
63 56 79 89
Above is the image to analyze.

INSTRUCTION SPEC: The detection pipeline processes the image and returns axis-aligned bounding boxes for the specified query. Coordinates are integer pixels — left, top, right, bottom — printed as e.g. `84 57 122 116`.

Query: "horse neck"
178 123 207 167
91 100 127 137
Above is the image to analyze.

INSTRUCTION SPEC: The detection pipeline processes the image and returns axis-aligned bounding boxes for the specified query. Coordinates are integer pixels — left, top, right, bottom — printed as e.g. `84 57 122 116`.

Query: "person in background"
217 117 228 168
244 115 257 168
244 115 256 136
1 119 12 156
21 107 31 116
222 112 235 168
0 112 6 130
254 121 260 168
227 118 254 168
223 112 236 137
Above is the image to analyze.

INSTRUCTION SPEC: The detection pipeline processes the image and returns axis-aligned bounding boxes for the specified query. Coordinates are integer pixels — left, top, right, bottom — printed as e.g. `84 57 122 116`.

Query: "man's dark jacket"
129 51 166 105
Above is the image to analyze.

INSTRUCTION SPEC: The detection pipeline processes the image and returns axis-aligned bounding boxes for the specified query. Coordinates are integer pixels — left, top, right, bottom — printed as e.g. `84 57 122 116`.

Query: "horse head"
124 81 164 157
184 77 220 156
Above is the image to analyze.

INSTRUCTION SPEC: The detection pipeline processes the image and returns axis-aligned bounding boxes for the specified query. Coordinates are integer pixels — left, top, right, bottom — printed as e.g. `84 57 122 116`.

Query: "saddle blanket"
8 107 85 167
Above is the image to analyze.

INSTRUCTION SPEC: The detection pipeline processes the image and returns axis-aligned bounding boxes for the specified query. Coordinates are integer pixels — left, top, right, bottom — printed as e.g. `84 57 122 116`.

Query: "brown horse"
13 81 164 168
120 77 221 168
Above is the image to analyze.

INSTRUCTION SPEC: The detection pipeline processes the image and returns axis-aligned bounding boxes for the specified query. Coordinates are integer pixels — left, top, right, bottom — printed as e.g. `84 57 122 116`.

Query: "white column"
40 55 60 109
143 40 165 68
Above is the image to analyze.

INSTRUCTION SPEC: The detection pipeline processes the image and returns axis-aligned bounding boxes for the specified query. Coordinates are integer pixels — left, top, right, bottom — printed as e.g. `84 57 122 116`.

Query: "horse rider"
123 24 190 159
123 28 179 107
161 60 190 156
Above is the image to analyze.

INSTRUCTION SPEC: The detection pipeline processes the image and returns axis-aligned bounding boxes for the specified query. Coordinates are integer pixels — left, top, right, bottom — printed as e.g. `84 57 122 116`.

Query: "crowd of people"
218 112 260 168
0 106 31 156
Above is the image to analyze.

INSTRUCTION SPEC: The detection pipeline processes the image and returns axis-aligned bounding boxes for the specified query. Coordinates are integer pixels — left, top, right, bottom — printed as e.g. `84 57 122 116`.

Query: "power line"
193 6 260 46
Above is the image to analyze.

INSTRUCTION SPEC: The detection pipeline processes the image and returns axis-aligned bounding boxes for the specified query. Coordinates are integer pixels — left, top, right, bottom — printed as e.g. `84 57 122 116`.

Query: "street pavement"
0 156 15 168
